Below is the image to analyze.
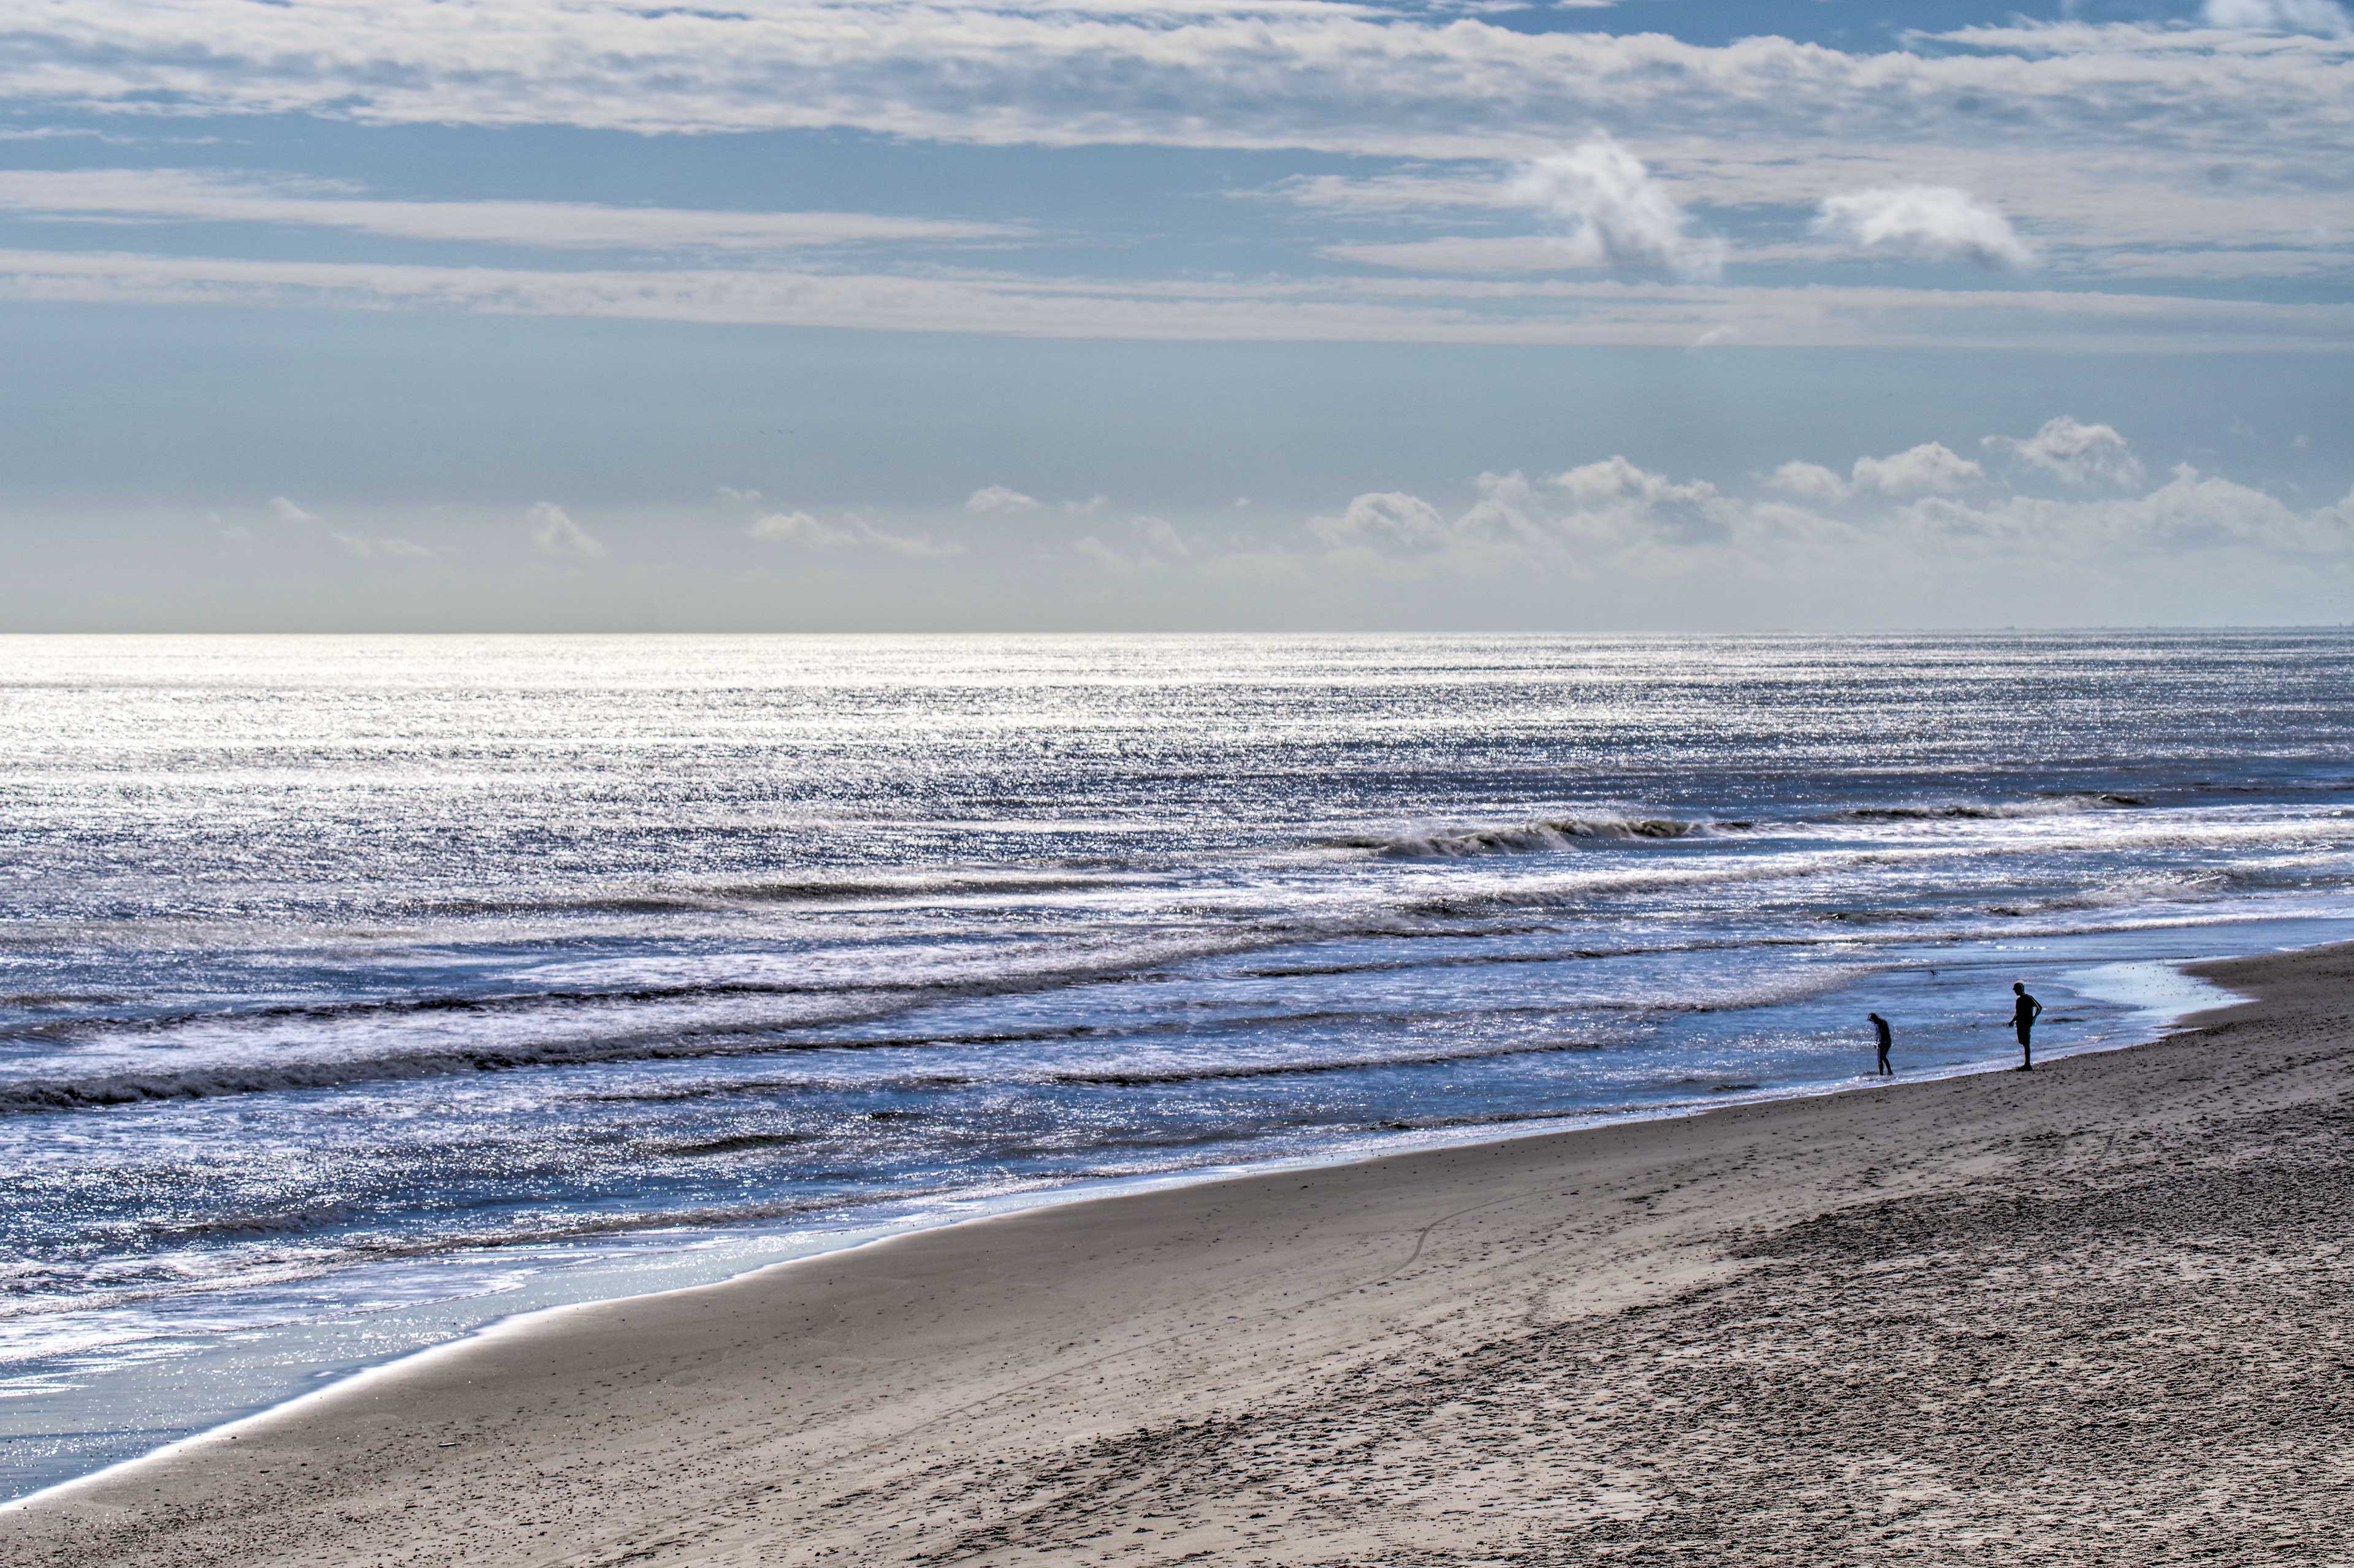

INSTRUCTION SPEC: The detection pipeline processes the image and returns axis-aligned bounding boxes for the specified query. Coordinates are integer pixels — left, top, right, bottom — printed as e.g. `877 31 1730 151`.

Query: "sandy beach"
8 941 2353 1566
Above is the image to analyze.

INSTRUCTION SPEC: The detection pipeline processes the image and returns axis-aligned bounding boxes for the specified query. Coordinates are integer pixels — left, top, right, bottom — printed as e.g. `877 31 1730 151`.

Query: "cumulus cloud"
1849 442 1984 496
1983 417 2145 489
1134 516 1190 557
1765 462 1851 503
2203 0 2352 36
1306 458 1734 575
1301 438 2354 592
747 511 962 556
1768 444 1984 501
965 485 1041 514
269 495 316 523
1309 491 1454 549
1292 413 2354 587
1813 188 2036 270
1072 515 1194 573
528 501 606 558
717 485 763 503
747 510 855 547
1552 456 1714 511
1506 137 1726 281
1895 464 2354 557
1546 458 1725 546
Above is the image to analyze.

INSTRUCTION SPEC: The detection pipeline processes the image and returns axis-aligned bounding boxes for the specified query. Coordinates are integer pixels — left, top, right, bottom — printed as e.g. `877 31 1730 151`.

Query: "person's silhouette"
2009 982 2043 1071
1868 1012 1893 1076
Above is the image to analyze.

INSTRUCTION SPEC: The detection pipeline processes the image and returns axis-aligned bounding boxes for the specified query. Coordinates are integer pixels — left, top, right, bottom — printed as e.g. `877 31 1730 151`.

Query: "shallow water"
5 631 2353 1495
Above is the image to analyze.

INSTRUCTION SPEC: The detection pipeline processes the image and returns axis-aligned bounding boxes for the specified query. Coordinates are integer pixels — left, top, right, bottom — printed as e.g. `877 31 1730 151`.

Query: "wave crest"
1835 793 2144 823
1362 815 1727 859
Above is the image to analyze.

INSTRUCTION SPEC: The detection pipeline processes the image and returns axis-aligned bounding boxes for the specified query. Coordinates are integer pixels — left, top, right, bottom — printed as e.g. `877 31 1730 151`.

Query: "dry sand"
9 942 2354 1566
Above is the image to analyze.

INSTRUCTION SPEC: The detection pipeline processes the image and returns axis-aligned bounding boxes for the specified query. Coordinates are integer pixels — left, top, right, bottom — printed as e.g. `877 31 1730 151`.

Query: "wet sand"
8 942 2353 1566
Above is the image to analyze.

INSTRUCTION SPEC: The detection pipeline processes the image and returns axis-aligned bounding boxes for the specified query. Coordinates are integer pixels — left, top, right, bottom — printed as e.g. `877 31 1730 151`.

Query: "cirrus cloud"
0 169 1023 251
2203 0 2352 37
7 3 2351 172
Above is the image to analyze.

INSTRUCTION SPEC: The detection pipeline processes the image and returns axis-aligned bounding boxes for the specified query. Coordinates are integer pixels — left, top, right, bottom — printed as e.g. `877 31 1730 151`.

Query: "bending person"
1868 1012 1894 1077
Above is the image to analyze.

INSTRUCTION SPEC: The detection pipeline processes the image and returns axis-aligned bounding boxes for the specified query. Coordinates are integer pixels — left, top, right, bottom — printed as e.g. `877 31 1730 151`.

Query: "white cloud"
1306 458 1731 574
1983 417 2145 489
2203 0 2352 37
747 510 855 547
0 170 1020 251
528 501 606 559
1309 490 1453 549
9 2 2350 180
748 511 962 555
1849 442 1983 496
1506 138 1725 281
1894 465 2353 557
1063 495 1110 515
1813 188 2036 270
1287 143 2354 286
1765 462 1852 503
1134 516 1190 557
1300 439 2354 588
1551 455 1698 508
268 495 316 523
1070 516 1192 573
1764 442 2013 502
1548 457 1724 545
717 485 763 503
966 485 1041 514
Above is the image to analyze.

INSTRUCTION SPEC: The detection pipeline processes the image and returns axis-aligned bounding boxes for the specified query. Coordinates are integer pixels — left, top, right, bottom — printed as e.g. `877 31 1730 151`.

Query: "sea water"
5 631 2353 1496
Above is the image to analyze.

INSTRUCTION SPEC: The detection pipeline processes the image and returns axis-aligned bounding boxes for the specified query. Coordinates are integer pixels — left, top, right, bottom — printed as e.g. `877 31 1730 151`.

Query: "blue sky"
2 0 2350 629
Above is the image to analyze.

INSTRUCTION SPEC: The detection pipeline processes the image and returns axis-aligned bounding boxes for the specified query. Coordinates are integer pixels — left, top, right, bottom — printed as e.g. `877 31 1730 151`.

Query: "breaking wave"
1833 793 2145 823
1355 815 1731 859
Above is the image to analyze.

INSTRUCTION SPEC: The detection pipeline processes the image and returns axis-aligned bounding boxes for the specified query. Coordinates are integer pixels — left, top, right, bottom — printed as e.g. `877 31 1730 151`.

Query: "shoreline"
9 940 2353 1563
0 931 2269 1509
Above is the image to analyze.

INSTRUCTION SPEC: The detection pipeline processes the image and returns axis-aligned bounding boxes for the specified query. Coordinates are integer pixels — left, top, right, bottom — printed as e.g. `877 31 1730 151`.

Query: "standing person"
1868 1012 1894 1077
2009 982 2043 1071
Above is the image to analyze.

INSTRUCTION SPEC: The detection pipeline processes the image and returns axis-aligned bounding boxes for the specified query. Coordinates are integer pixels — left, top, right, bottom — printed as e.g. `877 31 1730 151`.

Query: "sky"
2 0 2351 631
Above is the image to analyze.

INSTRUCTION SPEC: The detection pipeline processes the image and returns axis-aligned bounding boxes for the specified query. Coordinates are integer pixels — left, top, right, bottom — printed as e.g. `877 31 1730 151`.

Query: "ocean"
6 630 2353 1496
